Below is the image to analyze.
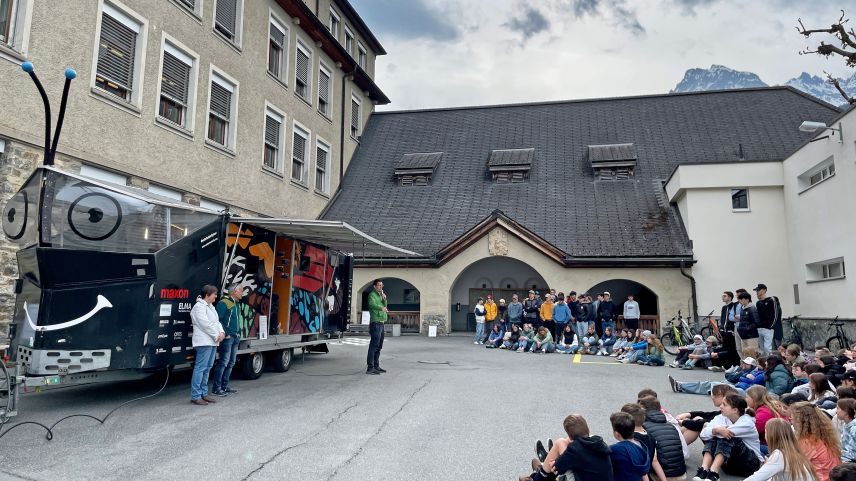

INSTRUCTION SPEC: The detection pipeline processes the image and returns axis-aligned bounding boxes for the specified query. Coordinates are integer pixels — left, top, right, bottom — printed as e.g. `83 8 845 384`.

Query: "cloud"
573 0 599 17
564 0 645 36
670 0 720 15
349 0 460 41
504 6 551 41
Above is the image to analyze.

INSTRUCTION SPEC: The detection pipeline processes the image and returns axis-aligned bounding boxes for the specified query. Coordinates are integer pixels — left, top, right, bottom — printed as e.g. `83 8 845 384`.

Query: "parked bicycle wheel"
827 336 846 352
661 332 680 355
699 326 712 339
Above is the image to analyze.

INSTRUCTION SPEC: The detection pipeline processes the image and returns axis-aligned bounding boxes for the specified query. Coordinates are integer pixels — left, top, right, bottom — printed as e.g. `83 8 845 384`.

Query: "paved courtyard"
1 335 742 481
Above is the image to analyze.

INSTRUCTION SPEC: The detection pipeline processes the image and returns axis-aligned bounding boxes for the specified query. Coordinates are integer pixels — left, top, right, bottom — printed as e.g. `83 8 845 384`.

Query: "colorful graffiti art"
288 241 333 334
223 223 275 339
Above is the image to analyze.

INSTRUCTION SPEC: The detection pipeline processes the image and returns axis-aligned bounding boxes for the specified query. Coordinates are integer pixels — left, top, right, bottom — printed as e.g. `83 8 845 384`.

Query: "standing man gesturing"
367 279 389 375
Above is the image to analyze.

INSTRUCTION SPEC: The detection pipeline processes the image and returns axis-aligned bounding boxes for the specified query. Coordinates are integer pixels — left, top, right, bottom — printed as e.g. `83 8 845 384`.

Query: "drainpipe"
679 260 699 326
340 67 357 185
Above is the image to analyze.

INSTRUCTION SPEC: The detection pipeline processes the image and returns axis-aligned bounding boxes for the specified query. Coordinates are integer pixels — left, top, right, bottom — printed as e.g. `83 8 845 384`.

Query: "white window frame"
291 120 311 185
357 42 367 69
262 102 286 175
315 137 331 194
350 93 362 139
294 39 313 103
730 188 749 212
267 11 288 85
200 198 226 212
318 61 333 118
148 183 183 201
155 34 199 134
79 164 128 185
807 257 846 282
0 0 33 58
344 25 354 56
204 65 239 152
328 8 340 41
169 0 202 19
212 0 244 48
89 0 149 111
798 155 836 193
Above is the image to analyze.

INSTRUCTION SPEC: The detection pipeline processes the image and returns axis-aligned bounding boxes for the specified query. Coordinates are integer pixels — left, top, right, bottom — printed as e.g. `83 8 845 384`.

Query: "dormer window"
394 152 442 186
589 143 637 180
488 148 533 183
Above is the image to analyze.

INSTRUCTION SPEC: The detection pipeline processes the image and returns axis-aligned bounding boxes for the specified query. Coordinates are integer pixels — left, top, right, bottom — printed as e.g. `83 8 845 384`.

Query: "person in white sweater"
744 418 818 481
691 394 763 481
189 285 225 405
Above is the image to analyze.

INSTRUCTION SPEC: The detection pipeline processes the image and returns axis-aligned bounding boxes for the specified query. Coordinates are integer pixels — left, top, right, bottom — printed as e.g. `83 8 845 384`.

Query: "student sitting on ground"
743 418 819 481
597 326 617 356
675 385 740 445
791 401 843 481
620 330 651 364
784 343 807 366
745 385 788 455
636 334 666 366
580 324 599 355
821 355 847 387
517 323 536 352
620 403 669 481
611 329 630 356
830 387 856 434
691 336 731 372
809 372 838 407
765 354 795 397
734 356 767 391
671 335 707 368
520 414 614 481
501 323 523 350
838 398 856 462
609 412 650 481
555 324 579 354
638 396 687 481
485 322 505 348
693 394 763 480
529 326 555 353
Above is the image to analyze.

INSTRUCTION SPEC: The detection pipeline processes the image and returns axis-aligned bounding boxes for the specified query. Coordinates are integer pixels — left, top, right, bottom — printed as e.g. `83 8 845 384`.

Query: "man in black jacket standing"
597 292 616 337
753 283 781 356
718 292 736 332
523 290 542 329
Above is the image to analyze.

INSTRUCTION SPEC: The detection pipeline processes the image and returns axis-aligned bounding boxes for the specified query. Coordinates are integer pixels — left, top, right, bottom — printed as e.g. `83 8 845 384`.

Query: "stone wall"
784 317 856 351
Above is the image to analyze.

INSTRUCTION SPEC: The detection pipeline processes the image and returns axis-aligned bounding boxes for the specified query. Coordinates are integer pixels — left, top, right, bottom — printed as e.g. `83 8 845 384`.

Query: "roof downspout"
340 67 357 185
679 260 699 326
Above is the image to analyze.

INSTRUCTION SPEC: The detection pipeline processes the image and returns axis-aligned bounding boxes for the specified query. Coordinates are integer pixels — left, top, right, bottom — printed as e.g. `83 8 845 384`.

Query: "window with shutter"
344 29 353 56
96 11 138 100
318 67 331 116
316 142 329 193
264 112 281 171
350 97 361 138
268 22 285 79
159 49 191 127
179 0 195 9
329 10 339 40
292 129 308 182
215 0 237 40
358 45 366 69
0 0 14 44
208 76 233 146
295 45 310 100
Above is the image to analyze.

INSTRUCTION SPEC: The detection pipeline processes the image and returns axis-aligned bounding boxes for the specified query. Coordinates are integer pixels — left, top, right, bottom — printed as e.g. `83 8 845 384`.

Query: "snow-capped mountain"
670 64 767 93
671 64 855 107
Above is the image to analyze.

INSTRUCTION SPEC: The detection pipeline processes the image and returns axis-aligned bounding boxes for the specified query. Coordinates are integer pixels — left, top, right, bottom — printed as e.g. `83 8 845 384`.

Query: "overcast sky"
350 0 855 110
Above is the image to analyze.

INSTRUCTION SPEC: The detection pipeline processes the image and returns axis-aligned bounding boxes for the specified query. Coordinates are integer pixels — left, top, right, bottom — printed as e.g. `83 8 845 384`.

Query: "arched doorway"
585 279 659 332
449 257 548 332
360 278 420 333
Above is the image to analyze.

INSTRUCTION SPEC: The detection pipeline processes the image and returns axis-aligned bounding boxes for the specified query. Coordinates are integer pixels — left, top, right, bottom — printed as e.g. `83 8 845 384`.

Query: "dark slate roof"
488 148 534 168
323 87 840 259
590 143 637 163
395 152 443 172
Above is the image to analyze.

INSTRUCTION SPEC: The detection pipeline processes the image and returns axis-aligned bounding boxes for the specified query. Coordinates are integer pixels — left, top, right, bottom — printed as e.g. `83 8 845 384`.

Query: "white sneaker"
474 341 479 345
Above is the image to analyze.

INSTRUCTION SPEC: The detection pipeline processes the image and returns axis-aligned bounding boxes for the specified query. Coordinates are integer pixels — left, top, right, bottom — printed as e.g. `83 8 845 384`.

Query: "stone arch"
449 256 549 332
585 278 660 331
358 278 421 333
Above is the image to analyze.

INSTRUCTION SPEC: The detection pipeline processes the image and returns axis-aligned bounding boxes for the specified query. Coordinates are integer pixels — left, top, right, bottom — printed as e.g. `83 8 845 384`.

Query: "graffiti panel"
223 223 275 339
289 241 333 334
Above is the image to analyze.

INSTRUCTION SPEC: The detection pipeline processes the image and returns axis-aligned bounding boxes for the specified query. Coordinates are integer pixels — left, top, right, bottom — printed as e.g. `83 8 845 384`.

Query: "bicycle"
660 311 697 355
698 310 721 343
785 316 804 348
826 316 850 352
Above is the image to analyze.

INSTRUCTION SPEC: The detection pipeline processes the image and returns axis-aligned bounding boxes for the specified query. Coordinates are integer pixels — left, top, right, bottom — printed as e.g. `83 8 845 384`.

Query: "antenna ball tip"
64 68 77 79
21 61 34 73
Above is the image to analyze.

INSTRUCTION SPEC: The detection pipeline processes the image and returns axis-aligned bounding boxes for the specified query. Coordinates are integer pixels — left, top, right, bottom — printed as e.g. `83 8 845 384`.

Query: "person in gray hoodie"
508 294 524 327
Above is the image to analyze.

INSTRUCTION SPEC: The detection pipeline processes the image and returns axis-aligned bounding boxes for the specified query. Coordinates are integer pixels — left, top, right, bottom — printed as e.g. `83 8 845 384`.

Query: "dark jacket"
736 304 760 339
643 411 686 478
689 410 720 422
611 440 650 481
720 302 737 331
766 364 794 396
575 302 591 324
523 298 541 319
554 435 614 481
508 330 521 344
567 300 580 322
497 305 508 322
633 431 657 470
755 296 781 330
598 300 616 321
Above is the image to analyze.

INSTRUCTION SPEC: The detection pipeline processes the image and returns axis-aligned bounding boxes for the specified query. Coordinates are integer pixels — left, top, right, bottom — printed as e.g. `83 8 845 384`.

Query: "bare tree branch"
797 11 856 104
825 72 856 105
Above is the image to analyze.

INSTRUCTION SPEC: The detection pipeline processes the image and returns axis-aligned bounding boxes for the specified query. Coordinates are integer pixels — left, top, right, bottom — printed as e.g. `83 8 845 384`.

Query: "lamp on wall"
799 121 843 143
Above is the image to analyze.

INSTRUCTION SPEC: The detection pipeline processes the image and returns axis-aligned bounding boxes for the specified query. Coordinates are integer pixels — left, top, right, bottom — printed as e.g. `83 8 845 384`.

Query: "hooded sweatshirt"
553 435 614 481
507 301 524 322
611 440 650 481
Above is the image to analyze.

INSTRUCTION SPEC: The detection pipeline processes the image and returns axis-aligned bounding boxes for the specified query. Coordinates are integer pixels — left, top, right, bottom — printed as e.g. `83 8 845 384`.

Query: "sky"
349 0 856 110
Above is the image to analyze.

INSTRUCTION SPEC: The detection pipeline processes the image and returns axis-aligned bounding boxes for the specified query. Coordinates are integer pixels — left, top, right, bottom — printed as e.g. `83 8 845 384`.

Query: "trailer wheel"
272 348 293 373
241 352 264 380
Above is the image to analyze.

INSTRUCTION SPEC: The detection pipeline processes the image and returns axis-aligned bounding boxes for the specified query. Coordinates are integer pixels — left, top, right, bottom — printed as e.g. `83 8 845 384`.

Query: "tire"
661 333 680 355
240 352 264 380
271 348 293 373
699 326 711 339
827 336 845 353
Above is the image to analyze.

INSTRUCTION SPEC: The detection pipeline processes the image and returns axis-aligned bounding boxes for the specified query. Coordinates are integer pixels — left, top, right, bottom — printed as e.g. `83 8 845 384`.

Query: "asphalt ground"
0 335 743 481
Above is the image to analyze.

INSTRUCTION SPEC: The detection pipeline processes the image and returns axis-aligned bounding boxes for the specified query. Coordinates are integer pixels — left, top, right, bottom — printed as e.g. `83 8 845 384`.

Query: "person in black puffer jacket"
639 396 687 480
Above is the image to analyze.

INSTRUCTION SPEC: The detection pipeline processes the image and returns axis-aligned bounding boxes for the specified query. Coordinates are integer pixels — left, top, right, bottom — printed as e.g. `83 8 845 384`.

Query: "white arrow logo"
25 295 113 332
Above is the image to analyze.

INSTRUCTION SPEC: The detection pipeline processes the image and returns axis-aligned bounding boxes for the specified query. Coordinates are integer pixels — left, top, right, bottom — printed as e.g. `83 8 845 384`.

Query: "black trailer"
0 166 415 418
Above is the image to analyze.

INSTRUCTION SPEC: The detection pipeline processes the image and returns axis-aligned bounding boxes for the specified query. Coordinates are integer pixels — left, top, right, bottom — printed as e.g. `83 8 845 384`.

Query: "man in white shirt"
623 294 640 331
691 394 763 481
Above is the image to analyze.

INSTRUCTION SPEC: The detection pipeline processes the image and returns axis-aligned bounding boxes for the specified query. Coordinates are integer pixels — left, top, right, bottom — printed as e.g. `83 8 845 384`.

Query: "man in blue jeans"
366 279 388 375
212 283 243 396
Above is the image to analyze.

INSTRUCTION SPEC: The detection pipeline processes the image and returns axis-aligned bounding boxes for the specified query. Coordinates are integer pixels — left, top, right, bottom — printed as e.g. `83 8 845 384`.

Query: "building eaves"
332 0 387 55
662 158 785 187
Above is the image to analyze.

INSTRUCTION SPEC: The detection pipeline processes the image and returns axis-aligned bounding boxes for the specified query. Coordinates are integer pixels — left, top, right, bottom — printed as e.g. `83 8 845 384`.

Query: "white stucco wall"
667 163 794 317
782 111 856 318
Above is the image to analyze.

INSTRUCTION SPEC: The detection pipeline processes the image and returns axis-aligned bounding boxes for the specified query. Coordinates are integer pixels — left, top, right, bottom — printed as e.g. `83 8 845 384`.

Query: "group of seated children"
519 385 856 481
